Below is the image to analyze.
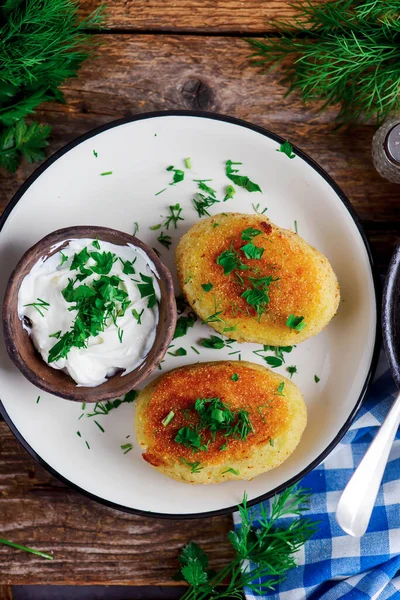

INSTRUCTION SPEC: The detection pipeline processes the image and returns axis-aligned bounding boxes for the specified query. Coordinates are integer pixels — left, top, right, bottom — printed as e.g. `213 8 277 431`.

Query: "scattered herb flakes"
225 160 262 193
224 184 236 202
252 202 268 214
86 391 138 418
85 441 90 450
36 396 40 404
152 247 161 258
94 420 105 433
241 241 264 260
166 165 185 185
157 231 172 249
77 431 82 437
314 375 320 383
220 442 228 451
175 427 205 452
287 366 298 378
264 356 283 368
191 345 200 355
132 308 144 324
149 223 162 231
278 140 296 159
222 467 240 475
294 220 298 234
174 313 197 339
164 203 184 229
184 157 192 169
212 222 219 228
286 314 306 332
100 171 113 176
162 411 175 427
193 193 219 218
121 258 136 275
197 180 217 197
117 327 124 343
121 443 133 454
168 347 187 357
201 283 213 292
49 330 61 339
133 222 139 236
231 373 239 382
184 273 192 285
137 273 157 308
93 150 98 158
179 457 203 474
59 251 68 266
270 438 275 446
201 335 225 349
155 188 167 196
23 297 50 317
82 403 86 410
216 244 247 275
275 382 285 396
241 227 263 241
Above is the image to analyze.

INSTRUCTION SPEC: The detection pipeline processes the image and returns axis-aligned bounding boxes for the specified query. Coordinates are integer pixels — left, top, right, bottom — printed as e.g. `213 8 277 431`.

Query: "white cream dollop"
17 238 160 387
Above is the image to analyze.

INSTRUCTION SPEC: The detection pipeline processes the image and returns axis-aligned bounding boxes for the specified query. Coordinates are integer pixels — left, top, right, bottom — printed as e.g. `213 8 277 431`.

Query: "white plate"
0 112 378 518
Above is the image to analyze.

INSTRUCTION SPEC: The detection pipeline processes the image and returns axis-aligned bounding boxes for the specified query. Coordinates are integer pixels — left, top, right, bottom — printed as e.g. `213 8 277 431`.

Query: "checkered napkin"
234 351 400 599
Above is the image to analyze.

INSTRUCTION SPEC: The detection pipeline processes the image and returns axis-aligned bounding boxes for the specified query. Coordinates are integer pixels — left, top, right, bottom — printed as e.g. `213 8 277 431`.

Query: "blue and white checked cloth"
236 352 400 599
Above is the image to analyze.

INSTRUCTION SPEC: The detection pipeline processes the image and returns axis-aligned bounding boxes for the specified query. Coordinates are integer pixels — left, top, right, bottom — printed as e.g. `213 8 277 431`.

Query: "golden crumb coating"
175 213 340 345
135 361 307 484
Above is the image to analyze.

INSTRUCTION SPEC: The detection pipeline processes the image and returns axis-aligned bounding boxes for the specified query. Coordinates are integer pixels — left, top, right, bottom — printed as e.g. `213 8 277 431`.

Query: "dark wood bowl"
3 226 177 403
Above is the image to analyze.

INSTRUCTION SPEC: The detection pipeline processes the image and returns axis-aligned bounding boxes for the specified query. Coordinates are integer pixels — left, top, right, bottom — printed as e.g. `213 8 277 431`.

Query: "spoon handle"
336 391 400 537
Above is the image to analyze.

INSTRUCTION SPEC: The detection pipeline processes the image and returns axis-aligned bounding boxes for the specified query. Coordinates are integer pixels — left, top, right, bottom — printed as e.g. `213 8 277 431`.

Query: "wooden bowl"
3 226 177 403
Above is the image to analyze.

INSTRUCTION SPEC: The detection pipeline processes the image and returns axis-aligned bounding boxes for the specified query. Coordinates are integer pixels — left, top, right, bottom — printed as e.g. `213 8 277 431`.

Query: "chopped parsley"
286 314 306 332
93 150 98 158
121 443 133 454
179 458 203 474
100 171 113 176
224 184 236 202
117 327 124 343
241 241 264 260
86 390 138 418
166 165 185 185
193 193 219 218
92 239 101 250
222 467 240 475
263 356 283 368
252 203 268 214
191 345 200 355
162 411 175 427
270 438 275 446
149 223 162 231
36 396 40 404
164 203 184 229
175 427 206 451
174 313 197 339
225 160 262 193
23 297 50 317
49 330 62 339
137 273 157 308
184 157 192 169
201 283 213 292
200 335 225 349
277 140 296 159
132 308 144 324
168 347 187 357
231 373 239 382
59 251 68 266
314 375 320 383
216 244 247 275
155 188 167 196
196 180 217 197
275 382 285 396
157 231 172 249
287 366 298 378
241 227 263 241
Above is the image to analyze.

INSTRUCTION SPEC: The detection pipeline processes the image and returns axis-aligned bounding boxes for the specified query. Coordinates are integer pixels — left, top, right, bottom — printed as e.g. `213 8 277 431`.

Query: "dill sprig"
0 0 105 172
247 0 400 123
175 486 318 599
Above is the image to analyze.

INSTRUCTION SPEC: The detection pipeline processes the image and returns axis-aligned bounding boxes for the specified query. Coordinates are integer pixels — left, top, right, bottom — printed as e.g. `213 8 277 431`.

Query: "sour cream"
18 238 160 387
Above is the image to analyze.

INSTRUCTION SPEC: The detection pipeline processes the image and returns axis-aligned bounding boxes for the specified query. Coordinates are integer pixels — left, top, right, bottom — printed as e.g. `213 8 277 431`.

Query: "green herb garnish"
231 373 239 382
167 165 185 185
162 411 175 427
86 391 138 418
224 184 236 202
59 251 68 266
179 457 203 474
49 331 61 339
117 327 124 343
121 443 133 454
314 375 320 383
201 283 213 292
270 438 275 446
216 244 247 275
100 171 112 176
277 140 296 159
193 193 219 218
191 345 200 355
92 239 100 250
200 335 225 349
36 396 40 404
132 308 144 324
286 314 306 331
94 420 105 433
164 203 184 229
0 538 53 561
226 160 262 193
93 150 98 158
184 157 191 169
241 241 264 260
275 382 285 396
294 220 298 234
287 366 298 378
137 273 157 308
168 347 187 357
222 467 240 475
252 203 268 214
175 427 205 452
174 314 197 339
157 231 172 249
23 297 50 317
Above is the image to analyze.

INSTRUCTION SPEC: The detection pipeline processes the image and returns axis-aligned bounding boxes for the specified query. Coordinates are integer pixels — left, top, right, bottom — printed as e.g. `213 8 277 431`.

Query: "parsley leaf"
201 283 213 292
157 231 172 249
241 241 264 260
168 347 187 357
231 373 239 382
164 203 184 229
222 467 240 475
286 314 306 331
70 247 90 270
287 366 298 378
0 120 51 173
241 227 263 241
216 245 247 275
174 313 197 339
200 335 225 349
275 382 285 395
223 184 236 202
278 140 296 159
314 375 320 383
167 165 185 185
137 273 157 308
226 160 262 193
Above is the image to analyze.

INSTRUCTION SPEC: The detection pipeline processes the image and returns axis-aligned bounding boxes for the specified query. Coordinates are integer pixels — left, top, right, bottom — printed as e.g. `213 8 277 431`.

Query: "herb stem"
0 538 53 560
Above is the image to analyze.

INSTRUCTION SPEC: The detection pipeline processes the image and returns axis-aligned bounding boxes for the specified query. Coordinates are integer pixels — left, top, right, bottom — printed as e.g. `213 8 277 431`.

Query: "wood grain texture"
79 0 320 33
0 35 398 270
0 422 234 585
0 587 12 600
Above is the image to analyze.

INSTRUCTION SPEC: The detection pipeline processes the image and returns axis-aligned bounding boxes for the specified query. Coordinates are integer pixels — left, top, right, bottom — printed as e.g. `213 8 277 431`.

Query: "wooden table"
0 1 398 596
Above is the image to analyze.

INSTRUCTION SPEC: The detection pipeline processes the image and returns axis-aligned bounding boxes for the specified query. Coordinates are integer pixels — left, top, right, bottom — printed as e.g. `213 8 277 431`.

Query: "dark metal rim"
0 110 381 520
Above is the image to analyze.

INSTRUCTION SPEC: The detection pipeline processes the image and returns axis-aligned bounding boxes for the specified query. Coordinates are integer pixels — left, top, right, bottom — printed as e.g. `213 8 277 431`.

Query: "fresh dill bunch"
175 486 318 599
0 0 105 172
247 0 400 124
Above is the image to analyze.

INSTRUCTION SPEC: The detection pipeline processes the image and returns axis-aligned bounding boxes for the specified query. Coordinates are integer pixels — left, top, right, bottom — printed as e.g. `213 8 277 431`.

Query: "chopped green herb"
59 251 68 266
162 411 175 427
175 427 204 452
294 220 298 234
132 308 144 324
168 347 187 357
157 231 172 249
314 375 320 383
201 335 225 349
137 273 157 308
231 373 239 382
174 313 197 339
197 181 217 197
36 396 40 404
222 467 240 475
275 382 285 396
241 241 264 260
184 273 192 284
149 223 162 231
286 314 306 332
0 539 53 561
287 366 298 378
201 283 213 292
270 438 275 446
100 171 112 176
277 140 296 159
212 222 219 228
226 160 262 193
166 165 185 185
85 441 90 450
252 203 268 214
121 443 133 454
23 297 50 317
191 345 200 355
223 184 236 202
241 227 263 241
82 403 86 410
164 203 184 229
93 150 98 158
184 157 191 169
92 239 100 250
94 420 105 433
152 246 161 258
77 431 81 437
155 188 167 196
86 391 138 418
49 330 62 339
241 276 277 320
220 442 228 451
179 457 203 474
133 222 139 236
216 244 247 275
193 193 219 218
117 327 123 343
264 356 283 368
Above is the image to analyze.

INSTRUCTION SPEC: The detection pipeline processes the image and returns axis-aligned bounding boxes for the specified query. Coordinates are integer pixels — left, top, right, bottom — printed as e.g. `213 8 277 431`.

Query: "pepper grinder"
372 119 400 183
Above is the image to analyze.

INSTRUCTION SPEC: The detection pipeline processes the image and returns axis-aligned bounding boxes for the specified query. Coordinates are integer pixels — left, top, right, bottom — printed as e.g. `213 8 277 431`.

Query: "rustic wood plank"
0 587 12 600
79 0 320 33
0 422 234 585
0 35 398 270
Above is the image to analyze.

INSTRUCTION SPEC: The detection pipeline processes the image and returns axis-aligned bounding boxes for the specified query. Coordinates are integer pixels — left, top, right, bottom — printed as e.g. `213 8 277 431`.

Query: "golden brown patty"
175 213 340 345
134 361 307 484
